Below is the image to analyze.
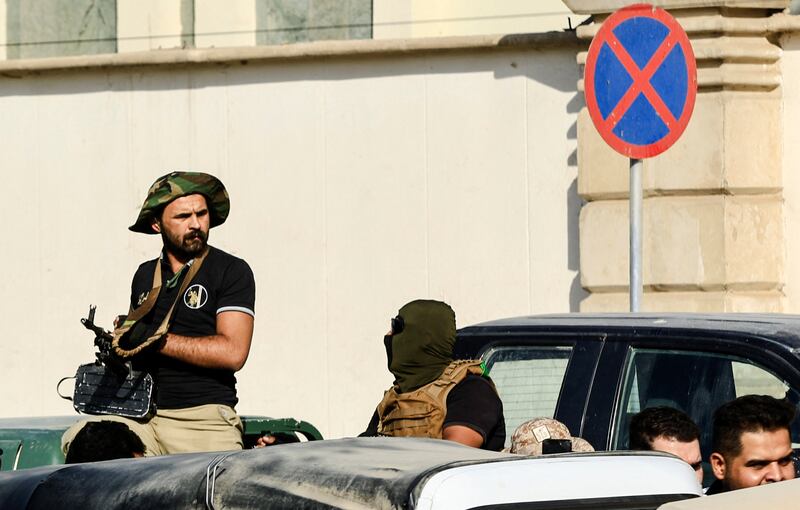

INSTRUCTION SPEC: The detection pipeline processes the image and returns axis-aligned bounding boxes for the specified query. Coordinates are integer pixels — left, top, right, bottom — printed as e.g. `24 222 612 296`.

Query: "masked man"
63 171 255 457
361 299 505 450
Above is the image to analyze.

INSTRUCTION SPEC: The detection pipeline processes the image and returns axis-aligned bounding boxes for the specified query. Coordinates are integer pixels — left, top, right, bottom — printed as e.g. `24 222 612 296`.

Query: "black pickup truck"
454 313 800 476
4 313 800 478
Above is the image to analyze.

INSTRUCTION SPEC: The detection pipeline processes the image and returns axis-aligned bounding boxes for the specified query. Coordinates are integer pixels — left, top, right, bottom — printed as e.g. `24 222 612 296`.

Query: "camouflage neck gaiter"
388 300 456 393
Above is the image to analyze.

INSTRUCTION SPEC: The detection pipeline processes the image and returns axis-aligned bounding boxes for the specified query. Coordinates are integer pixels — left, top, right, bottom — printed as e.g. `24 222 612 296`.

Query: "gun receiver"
81 305 130 377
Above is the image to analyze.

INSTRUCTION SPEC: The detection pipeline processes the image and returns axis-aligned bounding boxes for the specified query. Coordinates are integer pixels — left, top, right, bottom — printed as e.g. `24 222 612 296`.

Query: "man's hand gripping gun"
81 305 131 377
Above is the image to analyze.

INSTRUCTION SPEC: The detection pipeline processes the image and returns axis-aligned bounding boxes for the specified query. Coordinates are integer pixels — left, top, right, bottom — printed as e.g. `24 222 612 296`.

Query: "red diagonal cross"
602 29 680 130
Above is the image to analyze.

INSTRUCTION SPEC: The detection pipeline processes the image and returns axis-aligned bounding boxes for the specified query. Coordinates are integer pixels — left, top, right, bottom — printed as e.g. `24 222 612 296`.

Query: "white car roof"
416 450 702 509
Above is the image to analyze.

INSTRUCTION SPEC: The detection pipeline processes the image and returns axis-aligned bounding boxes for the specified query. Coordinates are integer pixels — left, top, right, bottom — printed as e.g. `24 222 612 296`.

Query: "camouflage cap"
505 418 595 456
129 172 230 234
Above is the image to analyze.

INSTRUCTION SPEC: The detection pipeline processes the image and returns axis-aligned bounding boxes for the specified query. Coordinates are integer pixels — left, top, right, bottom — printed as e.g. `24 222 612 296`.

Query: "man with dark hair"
65 421 145 464
707 394 796 494
62 172 255 457
629 406 703 485
361 299 505 450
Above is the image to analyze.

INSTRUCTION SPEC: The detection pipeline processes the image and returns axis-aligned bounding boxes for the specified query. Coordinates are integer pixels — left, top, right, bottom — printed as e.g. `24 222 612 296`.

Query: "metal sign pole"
630 158 643 312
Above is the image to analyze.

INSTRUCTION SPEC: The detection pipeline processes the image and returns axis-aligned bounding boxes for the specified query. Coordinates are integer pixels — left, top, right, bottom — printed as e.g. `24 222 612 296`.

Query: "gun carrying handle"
56 376 75 401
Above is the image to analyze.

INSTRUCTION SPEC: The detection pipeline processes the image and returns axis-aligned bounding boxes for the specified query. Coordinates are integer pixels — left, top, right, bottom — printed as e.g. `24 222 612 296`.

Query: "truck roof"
459 313 800 350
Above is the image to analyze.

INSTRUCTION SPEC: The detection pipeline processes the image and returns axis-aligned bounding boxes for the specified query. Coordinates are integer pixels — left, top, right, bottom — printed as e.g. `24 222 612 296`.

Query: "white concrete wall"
0 46 582 439
373 0 577 39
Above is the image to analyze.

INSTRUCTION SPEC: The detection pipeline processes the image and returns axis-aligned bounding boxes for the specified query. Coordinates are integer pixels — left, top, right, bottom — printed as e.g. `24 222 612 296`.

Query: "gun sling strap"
112 248 208 358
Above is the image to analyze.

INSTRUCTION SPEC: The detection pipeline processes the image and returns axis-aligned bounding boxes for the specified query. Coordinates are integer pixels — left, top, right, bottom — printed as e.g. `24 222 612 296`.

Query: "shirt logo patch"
184 284 208 310
137 291 149 307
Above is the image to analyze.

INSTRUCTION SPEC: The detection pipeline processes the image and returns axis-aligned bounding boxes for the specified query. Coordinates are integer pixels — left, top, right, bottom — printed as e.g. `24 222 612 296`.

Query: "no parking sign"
584 4 696 158
583 4 697 311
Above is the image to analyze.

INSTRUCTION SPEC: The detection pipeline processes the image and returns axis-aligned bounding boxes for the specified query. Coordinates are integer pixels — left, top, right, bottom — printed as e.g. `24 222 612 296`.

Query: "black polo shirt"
129 245 255 409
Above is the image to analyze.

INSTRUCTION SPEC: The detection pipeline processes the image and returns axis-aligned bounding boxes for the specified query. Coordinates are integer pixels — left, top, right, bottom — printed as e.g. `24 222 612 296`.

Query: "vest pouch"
380 394 445 437
67 362 156 420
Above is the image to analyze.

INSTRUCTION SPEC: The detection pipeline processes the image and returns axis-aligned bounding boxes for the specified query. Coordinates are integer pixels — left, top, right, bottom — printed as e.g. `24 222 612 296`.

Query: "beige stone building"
569 0 800 312
0 1 798 439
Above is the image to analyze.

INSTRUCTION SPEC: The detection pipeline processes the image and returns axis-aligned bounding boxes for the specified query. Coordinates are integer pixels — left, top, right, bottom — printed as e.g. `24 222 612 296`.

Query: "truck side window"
611 348 798 455
483 346 573 447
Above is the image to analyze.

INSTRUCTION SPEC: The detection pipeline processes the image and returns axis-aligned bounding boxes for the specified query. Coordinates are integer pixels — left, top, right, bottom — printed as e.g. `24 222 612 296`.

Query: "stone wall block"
577 107 628 200
723 91 782 193
580 195 782 292
579 199 629 290
577 96 727 202
646 196 727 289
581 290 784 312
725 196 784 289
578 90 781 201
581 197 726 290
645 93 725 195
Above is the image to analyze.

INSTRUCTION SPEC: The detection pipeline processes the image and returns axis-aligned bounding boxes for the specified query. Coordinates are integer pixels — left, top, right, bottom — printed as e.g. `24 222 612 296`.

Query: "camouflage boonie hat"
129 171 230 234
505 418 595 456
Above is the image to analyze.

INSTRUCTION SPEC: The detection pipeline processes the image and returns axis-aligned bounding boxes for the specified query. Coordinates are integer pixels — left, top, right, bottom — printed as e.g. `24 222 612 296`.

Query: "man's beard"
161 229 208 260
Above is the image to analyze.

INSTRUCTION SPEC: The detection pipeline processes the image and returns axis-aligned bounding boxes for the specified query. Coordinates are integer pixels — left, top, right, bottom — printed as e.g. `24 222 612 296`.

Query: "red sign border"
584 3 697 159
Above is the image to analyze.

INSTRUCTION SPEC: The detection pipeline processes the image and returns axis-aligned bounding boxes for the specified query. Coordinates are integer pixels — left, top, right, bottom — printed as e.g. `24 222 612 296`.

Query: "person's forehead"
737 429 791 458
165 194 208 212
651 436 700 456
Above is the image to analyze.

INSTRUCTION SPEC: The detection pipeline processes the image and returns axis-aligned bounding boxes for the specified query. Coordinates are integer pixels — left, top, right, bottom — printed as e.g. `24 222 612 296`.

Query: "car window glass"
732 361 788 397
611 348 799 477
483 346 572 446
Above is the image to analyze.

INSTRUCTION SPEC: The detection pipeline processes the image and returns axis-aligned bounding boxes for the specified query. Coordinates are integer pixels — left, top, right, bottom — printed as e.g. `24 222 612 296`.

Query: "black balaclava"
385 299 456 393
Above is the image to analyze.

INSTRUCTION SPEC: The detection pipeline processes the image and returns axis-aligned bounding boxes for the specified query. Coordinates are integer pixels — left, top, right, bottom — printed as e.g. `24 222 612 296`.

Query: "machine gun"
81 305 130 377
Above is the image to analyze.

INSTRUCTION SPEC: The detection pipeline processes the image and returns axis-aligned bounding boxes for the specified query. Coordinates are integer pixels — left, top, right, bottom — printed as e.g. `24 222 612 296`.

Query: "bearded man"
62 172 255 457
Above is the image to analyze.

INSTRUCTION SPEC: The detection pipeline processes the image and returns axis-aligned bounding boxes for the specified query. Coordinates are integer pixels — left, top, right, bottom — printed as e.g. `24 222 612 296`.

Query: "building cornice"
0 31 581 78
576 12 800 38
575 12 800 92
563 0 789 14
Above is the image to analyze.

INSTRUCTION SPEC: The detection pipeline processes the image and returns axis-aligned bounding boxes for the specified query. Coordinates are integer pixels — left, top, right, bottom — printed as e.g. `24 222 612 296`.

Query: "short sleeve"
217 258 256 317
443 375 504 443
129 261 156 312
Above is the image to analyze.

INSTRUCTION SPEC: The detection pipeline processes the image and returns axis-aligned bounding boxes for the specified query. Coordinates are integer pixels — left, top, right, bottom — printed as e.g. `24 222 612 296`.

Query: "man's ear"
151 217 161 234
710 452 726 481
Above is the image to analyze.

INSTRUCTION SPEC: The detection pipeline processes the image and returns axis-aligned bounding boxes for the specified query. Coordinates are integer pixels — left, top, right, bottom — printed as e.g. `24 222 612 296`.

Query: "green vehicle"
0 415 322 471
0 306 324 472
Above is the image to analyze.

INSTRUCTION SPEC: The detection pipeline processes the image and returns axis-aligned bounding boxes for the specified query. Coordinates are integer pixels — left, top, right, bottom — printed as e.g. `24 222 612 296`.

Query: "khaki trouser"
61 404 243 457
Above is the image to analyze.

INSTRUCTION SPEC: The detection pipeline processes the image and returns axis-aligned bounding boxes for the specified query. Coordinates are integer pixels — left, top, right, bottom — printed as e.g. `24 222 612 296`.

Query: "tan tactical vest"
376 359 485 439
